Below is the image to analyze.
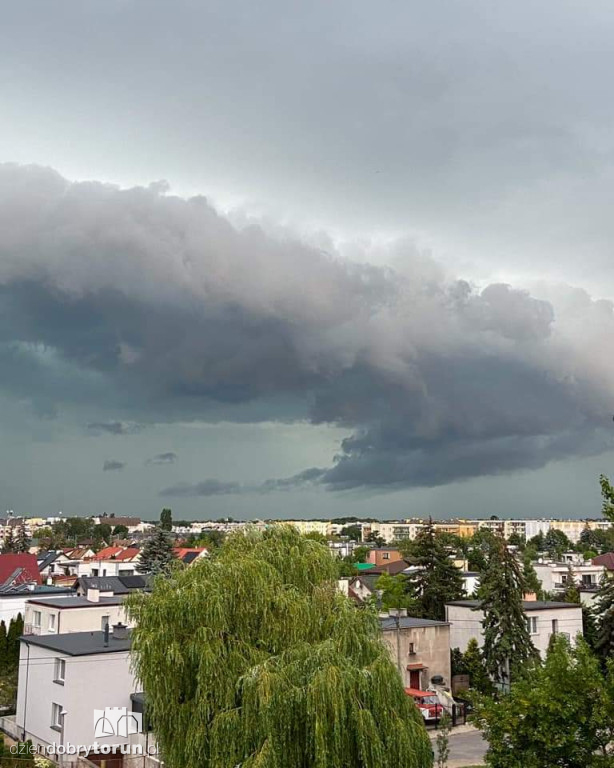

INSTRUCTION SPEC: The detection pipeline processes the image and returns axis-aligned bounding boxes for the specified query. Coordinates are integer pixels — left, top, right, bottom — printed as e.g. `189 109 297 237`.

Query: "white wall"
16 641 137 751
24 601 130 635
446 603 583 657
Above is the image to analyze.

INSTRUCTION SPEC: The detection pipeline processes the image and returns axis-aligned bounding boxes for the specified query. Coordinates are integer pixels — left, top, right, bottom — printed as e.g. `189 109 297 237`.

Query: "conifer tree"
6 614 23 669
127 527 433 768
462 638 494 695
14 524 30 553
478 536 538 686
404 519 464 621
561 564 581 604
136 527 176 575
0 621 8 672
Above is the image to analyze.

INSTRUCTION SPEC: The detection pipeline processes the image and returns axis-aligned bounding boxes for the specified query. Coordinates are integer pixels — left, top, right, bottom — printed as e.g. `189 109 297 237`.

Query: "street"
431 726 487 767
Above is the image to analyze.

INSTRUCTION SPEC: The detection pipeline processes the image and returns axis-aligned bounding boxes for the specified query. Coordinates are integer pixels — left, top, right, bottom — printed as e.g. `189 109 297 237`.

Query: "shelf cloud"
2 163 614 494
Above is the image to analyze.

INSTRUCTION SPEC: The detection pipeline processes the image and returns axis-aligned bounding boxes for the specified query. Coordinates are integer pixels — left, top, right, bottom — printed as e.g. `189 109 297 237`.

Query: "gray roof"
78 575 150 594
27 596 124 609
37 552 60 571
379 616 449 630
446 599 581 611
21 630 131 656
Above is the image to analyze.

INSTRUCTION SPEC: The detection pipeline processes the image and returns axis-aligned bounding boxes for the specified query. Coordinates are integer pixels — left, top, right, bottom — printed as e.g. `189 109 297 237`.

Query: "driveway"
431 725 487 767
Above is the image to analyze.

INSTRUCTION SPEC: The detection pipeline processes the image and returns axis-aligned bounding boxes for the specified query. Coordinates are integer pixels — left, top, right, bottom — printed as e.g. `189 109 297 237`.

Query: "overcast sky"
2 0 614 520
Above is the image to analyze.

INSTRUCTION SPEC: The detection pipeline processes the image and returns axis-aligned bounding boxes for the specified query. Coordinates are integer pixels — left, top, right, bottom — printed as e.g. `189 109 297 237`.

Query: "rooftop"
27 595 124 609
21 629 131 656
379 616 449 630
446 599 581 611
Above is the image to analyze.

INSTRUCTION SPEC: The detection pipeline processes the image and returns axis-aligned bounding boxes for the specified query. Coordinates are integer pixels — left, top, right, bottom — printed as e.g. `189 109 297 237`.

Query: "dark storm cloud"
103 460 125 472
146 452 177 465
2 164 614 492
87 422 145 436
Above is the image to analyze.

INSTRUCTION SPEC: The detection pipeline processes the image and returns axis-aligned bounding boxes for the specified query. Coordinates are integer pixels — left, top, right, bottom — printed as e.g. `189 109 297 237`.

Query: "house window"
382 553 390 561
101 615 110 630
48 614 56 633
408 642 416 655
33 611 41 628
51 703 63 729
54 658 65 684
552 619 559 634
526 616 538 635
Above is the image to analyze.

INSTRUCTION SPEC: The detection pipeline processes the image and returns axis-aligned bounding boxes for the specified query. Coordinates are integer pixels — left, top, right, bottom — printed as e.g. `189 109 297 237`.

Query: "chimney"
523 592 537 602
87 588 100 603
112 622 129 640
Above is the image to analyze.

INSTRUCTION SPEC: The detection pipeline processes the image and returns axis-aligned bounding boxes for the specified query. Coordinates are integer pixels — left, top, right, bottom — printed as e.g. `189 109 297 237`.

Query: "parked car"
405 688 444 721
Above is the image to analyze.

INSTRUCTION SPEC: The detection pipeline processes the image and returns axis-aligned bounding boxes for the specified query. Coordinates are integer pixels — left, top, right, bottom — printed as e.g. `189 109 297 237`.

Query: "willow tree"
127 526 432 768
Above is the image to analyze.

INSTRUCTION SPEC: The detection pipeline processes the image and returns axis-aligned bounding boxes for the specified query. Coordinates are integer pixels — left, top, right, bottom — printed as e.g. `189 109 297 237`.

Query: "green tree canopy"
472 636 614 768
594 571 614 660
127 527 433 768
478 536 538 685
374 572 415 612
160 508 173 531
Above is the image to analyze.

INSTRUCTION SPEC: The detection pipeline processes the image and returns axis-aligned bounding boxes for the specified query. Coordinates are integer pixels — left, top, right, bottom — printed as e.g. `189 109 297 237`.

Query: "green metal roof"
355 562 375 571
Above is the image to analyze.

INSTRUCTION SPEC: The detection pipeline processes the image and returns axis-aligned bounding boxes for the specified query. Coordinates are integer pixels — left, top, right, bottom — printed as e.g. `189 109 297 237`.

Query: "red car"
405 688 444 721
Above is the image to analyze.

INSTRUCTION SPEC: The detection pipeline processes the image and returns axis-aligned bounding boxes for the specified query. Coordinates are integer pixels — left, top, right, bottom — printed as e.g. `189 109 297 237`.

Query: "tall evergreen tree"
127 527 433 768
14 524 30 553
160 508 173 532
561 564 581 604
136 527 176 575
462 638 493 695
0 621 8 672
404 519 464 621
478 536 538 686
6 614 23 669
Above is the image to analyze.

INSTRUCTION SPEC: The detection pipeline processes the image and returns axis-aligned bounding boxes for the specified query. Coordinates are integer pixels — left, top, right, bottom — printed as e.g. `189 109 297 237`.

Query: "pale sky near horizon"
2 0 614 520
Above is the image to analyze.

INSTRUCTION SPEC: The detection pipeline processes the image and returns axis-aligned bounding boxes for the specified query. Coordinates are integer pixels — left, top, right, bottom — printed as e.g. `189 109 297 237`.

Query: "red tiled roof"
92 546 124 561
0 554 41 586
115 548 140 561
593 553 614 571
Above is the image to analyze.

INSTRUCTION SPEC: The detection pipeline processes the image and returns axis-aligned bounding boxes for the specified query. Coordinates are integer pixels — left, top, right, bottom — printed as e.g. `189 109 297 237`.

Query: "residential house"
348 560 410 603
91 516 143 533
379 612 451 690
0 584 73 626
0 553 41 587
366 548 403 567
534 560 605 605
78 547 141 578
172 547 208 565
592 552 614 572
24 591 130 636
12 628 147 765
445 599 583 657
365 522 424 544
75 575 150 597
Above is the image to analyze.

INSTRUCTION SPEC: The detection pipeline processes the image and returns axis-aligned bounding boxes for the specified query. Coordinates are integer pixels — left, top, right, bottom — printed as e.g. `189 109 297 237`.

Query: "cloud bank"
146 452 177 465
2 164 614 493
103 460 126 472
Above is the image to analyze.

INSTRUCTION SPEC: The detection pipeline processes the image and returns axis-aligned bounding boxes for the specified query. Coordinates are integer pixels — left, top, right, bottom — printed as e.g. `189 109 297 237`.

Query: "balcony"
23 624 41 635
